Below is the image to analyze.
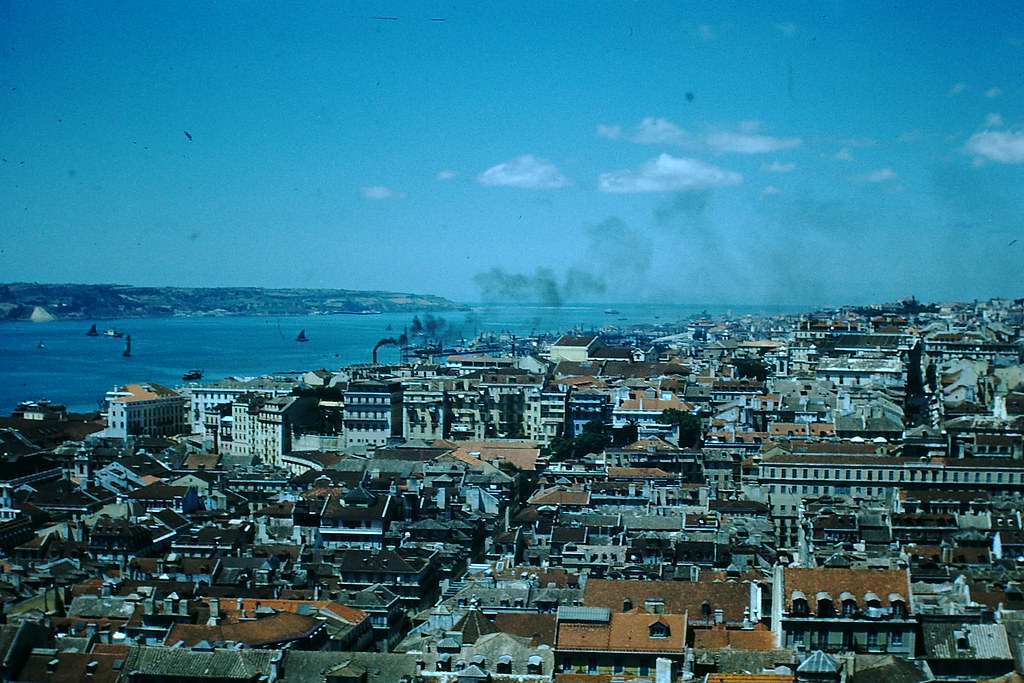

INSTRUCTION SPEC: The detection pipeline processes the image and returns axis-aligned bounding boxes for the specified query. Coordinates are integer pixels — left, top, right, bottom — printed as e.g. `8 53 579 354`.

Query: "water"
0 302 814 414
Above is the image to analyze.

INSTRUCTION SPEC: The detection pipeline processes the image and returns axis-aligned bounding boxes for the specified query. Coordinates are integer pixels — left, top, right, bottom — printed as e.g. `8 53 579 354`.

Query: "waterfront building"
104 383 188 440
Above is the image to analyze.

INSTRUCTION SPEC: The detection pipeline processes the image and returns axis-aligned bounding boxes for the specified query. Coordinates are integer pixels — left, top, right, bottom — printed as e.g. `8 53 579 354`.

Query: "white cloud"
835 147 855 161
984 113 1005 128
435 170 457 181
705 130 802 154
965 129 1024 163
853 167 897 184
698 24 716 41
985 87 1003 99
631 117 690 145
596 123 622 140
759 185 782 199
949 82 968 95
598 153 742 193
360 185 406 200
775 22 798 36
761 161 795 173
476 155 571 189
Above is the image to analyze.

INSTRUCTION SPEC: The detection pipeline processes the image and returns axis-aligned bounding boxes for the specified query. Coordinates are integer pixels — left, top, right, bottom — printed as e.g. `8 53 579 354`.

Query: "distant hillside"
0 283 468 321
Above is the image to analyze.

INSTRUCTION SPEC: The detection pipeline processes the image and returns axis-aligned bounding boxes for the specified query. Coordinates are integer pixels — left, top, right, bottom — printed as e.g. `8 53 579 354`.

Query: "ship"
86 324 99 336
103 328 124 338
182 369 203 381
296 329 309 342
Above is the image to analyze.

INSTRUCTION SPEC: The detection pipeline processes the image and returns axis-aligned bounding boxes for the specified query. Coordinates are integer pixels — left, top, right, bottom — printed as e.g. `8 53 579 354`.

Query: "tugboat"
295 329 309 342
182 369 203 381
103 328 124 338
86 324 99 336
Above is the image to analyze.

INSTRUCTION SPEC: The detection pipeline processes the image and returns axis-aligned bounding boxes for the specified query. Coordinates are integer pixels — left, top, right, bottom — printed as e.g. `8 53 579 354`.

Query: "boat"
37 341 45 349
122 335 131 357
182 369 203 381
86 324 99 336
103 328 124 338
295 330 309 342
604 308 621 315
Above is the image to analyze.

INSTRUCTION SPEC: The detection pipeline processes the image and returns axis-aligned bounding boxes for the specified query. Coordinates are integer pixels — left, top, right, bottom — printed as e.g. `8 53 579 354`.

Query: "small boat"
182 369 203 381
86 324 99 336
604 308 621 315
37 341 45 349
295 330 309 342
122 335 131 357
103 328 124 338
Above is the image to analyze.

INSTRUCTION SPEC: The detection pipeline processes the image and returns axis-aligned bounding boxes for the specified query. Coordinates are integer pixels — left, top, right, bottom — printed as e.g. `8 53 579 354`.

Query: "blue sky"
1 1 1022 306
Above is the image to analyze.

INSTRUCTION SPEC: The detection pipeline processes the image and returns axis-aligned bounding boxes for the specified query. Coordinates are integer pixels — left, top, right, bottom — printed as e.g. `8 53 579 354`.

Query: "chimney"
208 597 220 625
270 651 283 681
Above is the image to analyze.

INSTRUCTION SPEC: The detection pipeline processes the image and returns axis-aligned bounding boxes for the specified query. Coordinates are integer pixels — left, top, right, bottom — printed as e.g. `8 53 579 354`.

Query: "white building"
104 383 188 439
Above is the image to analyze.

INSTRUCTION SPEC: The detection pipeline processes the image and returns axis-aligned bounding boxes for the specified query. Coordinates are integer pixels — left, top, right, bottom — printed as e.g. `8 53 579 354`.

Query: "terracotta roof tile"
556 610 686 653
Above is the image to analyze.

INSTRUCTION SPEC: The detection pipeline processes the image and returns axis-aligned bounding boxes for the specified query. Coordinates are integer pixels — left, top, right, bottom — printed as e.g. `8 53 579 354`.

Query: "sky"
1 1 1023 307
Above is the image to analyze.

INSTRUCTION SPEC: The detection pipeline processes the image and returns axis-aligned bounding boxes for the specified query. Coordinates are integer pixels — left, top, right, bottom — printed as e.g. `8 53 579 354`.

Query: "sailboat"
122 334 132 357
86 324 99 336
295 329 309 342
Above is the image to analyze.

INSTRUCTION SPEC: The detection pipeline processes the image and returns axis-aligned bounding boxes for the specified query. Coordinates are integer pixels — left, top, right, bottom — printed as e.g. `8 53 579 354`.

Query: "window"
892 630 904 646
867 631 879 649
649 621 670 638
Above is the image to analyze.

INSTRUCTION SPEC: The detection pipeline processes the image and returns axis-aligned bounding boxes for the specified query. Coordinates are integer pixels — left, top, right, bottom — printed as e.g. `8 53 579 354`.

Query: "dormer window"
791 591 809 616
648 620 670 638
622 598 633 612
889 594 906 619
840 591 857 617
816 592 834 617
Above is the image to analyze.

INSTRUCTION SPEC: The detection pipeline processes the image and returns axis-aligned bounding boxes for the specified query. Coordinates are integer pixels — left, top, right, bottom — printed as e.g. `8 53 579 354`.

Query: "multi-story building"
185 375 299 434
755 443 1024 547
104 383 188 440
771 566 916 657
555 606 687 679
224 394 317 466
525 382 568 443
401 378 448 441
343 381 403 448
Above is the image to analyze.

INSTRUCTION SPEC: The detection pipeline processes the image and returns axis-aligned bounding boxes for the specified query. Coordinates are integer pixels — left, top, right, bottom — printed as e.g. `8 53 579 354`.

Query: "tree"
732 357 770 381
655 408 703 447
541 421 609 462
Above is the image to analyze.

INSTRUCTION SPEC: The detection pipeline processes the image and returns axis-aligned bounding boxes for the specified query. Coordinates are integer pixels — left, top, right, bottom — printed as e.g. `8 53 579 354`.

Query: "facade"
555 605 686 678
224 394 317 466
104 383 188 439
186 375 299 434
343 381 403 448
771 566 915 657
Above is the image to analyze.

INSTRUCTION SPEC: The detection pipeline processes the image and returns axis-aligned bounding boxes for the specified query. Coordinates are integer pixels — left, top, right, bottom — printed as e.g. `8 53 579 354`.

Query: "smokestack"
373 338 399 364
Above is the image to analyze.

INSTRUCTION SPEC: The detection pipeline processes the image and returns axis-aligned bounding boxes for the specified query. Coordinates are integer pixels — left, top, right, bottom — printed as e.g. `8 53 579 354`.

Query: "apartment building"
104 383 188 439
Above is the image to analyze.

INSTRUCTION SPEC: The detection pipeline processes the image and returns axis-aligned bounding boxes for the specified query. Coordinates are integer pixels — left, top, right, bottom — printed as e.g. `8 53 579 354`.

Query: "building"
104 383 188 439
771 566 915 657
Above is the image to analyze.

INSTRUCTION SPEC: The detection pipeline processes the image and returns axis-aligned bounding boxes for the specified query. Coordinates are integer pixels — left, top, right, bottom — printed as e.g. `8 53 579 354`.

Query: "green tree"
732 357 770 381
656 408 703 447
542 421 609 462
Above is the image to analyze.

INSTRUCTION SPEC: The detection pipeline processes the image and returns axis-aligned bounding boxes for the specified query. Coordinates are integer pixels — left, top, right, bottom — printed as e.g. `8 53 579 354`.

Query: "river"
0 302 814 413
